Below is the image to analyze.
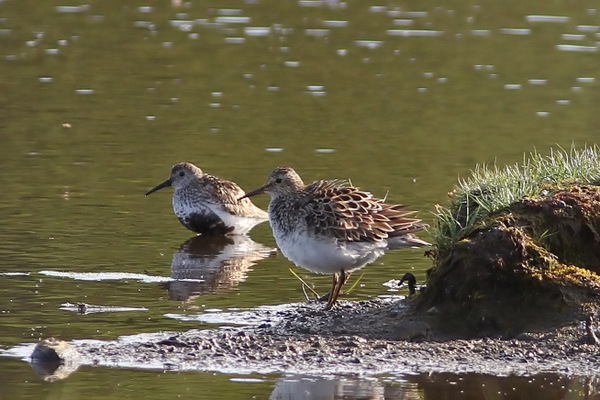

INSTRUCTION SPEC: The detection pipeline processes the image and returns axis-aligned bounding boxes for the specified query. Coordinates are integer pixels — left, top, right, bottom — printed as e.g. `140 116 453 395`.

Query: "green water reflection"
2 356 598 399
1 0 599 398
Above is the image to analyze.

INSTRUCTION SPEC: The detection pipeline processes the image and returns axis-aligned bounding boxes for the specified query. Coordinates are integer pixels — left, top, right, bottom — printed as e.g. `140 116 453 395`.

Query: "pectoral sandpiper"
240 166 430 309
146 162 268 235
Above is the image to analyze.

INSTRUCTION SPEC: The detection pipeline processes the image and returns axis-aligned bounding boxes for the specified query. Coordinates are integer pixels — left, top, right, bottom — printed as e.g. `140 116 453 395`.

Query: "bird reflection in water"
164 235 275 301
269 375 422 400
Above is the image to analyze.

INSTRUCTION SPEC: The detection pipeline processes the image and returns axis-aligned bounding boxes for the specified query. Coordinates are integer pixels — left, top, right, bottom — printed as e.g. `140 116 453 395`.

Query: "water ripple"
556 44 597 52
500 28 531 35
387 29 443 37
525 15 569 23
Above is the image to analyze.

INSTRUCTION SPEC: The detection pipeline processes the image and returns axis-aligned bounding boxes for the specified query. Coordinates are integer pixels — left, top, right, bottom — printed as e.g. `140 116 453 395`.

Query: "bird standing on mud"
240 166 430 309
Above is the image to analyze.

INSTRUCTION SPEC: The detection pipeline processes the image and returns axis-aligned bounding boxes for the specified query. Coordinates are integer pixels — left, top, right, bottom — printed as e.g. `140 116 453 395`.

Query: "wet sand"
52 298 600 377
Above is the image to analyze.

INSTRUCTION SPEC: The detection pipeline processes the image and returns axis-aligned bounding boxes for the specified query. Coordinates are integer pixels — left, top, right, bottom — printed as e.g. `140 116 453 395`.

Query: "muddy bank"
22 298 600 378
422 184 600 337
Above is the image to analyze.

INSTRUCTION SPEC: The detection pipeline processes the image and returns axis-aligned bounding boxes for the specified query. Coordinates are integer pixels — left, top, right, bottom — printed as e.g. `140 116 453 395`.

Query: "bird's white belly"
275 231 386 275
212 207 264 235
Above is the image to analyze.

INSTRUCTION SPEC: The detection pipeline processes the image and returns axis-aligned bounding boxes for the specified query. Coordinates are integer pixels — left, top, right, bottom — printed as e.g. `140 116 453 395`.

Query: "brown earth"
418 185 600 337
28 298 600 379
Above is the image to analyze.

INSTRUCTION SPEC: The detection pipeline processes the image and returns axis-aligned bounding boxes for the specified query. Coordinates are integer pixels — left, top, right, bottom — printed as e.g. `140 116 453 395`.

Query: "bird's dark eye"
275 178 282 183
179 171 185 177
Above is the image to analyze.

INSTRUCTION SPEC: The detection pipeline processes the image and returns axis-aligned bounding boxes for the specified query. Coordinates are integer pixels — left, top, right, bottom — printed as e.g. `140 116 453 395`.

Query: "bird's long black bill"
238 186 265 201
145 178 172 196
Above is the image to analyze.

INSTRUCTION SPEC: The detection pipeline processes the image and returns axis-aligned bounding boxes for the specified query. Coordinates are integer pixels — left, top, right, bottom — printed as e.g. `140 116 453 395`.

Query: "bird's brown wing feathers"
304 180 426 242
205 175 267 218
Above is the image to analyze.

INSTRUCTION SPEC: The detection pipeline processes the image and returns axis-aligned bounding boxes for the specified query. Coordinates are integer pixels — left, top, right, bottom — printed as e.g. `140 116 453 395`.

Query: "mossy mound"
419 184 600 338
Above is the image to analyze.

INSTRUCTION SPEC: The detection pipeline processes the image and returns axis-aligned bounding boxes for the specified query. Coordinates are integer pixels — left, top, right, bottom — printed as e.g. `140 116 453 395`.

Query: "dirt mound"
419 185 600 337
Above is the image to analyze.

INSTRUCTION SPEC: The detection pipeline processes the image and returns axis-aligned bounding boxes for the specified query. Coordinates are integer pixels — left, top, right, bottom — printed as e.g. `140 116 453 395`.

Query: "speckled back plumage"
182 169 266 219
146 162 268 235
261 167 428 244
301 179 426 242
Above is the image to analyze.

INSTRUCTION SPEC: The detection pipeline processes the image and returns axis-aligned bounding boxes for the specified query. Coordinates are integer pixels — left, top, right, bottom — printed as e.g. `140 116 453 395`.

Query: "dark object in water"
31 337 80 382
399 272 417 295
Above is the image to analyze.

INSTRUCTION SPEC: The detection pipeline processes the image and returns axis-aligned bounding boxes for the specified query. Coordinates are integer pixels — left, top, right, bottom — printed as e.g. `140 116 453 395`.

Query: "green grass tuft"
433 145 600 252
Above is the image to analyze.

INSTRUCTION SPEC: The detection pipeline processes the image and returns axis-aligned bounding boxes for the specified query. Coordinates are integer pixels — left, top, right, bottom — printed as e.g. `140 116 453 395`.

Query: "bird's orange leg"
319 272 352 303
325 270 347 310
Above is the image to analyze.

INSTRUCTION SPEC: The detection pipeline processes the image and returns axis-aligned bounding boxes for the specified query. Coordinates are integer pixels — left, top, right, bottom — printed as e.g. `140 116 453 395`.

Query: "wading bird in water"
146 162 268 235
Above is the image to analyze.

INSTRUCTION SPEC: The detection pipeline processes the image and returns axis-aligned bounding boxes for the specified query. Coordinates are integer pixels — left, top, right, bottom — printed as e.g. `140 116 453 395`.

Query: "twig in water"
289 268 320 299
301 283 310 302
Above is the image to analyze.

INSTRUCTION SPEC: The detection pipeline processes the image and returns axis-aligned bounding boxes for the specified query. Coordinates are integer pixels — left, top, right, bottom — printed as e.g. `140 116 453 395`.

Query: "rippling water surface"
1 0 599 398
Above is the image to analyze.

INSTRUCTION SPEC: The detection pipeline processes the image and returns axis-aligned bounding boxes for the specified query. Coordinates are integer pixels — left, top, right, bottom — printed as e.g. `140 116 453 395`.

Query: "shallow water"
1 0 599 398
